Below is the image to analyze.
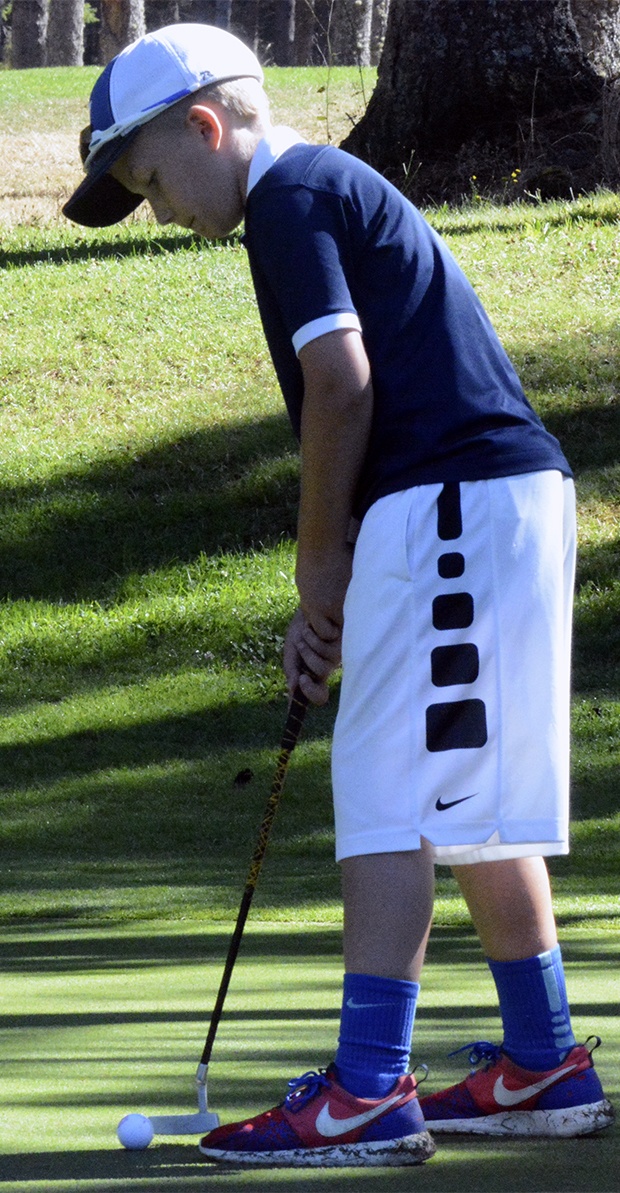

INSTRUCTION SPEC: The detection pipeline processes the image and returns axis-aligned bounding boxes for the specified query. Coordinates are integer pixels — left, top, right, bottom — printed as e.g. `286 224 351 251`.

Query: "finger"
283 639 303 696
297 638 338 683
304 622 342 660
284 658 302 699
306 638 341 668
299 669 330 706
305 615 343 644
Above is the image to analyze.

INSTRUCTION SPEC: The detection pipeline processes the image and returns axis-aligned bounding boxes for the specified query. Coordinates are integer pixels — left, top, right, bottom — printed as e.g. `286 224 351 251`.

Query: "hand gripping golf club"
145 684 309 1137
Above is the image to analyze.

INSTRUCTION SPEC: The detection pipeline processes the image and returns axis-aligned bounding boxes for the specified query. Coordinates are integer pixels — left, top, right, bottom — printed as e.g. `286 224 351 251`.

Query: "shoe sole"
199 1129 436 1167
424 1098 614 1138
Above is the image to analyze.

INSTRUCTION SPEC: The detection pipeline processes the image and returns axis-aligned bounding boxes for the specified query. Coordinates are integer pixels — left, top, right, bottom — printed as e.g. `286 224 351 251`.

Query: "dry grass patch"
0 131 80 226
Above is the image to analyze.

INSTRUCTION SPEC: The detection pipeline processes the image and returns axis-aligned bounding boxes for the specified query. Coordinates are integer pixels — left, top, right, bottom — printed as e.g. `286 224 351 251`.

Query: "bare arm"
284 328 373 704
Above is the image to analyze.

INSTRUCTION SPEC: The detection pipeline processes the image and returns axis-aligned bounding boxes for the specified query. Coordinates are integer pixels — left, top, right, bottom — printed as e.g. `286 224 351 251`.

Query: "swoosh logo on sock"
315 1094 402 1138
345 997 388 1010
493 1064 578 1107
435 794 476 811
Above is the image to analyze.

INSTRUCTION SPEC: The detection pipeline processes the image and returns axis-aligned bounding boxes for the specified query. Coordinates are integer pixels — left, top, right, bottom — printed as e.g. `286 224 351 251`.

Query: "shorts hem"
335 828 568 865
431 841 569 865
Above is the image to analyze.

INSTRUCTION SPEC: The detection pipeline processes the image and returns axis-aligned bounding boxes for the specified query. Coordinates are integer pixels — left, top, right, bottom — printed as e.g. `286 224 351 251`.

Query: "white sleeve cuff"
292 312 362 356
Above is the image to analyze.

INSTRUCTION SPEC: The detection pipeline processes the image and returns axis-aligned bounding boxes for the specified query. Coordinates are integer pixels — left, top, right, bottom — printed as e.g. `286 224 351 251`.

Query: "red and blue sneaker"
420 1038 614 1137
199 1066 435 1167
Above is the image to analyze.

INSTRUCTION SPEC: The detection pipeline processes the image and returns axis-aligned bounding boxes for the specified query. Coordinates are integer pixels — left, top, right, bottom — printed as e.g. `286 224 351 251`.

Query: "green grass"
1 923 618 1191
0 64 618 1190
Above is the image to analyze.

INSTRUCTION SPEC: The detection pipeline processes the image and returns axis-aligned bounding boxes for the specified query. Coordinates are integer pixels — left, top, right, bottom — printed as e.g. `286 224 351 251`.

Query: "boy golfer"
64 24 613 1168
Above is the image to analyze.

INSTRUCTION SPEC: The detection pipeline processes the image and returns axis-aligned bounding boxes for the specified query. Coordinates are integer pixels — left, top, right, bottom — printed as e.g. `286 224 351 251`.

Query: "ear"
187 104 224 151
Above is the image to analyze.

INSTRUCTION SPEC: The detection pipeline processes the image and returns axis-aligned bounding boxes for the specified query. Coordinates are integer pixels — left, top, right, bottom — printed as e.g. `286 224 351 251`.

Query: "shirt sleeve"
246 182 361 354
292 311 362 355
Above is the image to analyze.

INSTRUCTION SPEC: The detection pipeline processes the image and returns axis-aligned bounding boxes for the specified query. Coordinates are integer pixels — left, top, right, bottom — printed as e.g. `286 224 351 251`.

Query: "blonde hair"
157 76 270 131
207 78 270 122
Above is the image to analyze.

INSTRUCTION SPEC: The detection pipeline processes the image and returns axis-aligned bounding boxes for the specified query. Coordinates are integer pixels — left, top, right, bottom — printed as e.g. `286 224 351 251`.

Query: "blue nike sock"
488 945 577 1071
334 972 419 1099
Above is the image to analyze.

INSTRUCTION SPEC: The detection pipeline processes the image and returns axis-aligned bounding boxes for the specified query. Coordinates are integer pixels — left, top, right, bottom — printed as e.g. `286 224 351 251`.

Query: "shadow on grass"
2 920 618 977
0 418 299 604
0 1134 618 1193
0 695 330 789
0 229 225 272
545 404 620 478
0 687 337 868
0 1145 207 1188
0 924 345 975
432 194 620 239
0 377 616 613
3 999 617 1033
0 361 616 708
0 686 613 878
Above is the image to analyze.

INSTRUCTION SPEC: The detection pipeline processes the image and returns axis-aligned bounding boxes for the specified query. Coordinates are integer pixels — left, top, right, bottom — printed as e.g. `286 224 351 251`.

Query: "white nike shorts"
332 471 576 865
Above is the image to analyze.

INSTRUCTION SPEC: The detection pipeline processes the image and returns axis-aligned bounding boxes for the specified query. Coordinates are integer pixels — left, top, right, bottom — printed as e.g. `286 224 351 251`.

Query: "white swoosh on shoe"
315 1094 402 1138
493 1065 578 1107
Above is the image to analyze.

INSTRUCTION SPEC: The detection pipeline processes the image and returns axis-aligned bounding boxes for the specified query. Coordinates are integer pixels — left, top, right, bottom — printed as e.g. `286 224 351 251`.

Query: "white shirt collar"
247 126 306 196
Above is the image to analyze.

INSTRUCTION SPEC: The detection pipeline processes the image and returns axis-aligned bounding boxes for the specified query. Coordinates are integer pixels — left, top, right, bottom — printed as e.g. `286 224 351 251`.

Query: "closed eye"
126 171 156 198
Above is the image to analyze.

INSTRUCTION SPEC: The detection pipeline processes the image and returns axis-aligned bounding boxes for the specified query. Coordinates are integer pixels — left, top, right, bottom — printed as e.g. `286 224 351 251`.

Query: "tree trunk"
309 0 333 65
267 0 296 66
571 0 620 75
371 0 391 65
178 0 215 22
100 0 146 62
145 0 180 32
294 0 316 65
11 0 49 68
214 0 232 30
343 0 616 202
0 7 9 64
47 0 84 65
327 0 374 65
230 0 259 53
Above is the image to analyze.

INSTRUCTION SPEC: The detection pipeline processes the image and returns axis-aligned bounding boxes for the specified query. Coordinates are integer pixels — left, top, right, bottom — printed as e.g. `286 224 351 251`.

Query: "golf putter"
146 683 309 1136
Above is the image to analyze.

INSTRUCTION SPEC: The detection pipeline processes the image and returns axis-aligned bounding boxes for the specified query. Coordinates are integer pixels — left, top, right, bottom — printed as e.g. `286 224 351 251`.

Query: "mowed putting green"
1 919 618 1192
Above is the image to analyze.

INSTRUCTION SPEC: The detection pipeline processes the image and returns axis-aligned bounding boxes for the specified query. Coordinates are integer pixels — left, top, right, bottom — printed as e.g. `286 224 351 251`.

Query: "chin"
214 212 243 238
192 219 233 239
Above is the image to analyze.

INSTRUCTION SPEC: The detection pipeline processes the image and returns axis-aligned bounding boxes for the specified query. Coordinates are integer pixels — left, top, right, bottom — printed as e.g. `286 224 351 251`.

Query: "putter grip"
281 683 310 752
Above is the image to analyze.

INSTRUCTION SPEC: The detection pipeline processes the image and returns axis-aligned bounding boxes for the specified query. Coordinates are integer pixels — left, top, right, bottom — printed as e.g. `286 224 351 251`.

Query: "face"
111 107 246 239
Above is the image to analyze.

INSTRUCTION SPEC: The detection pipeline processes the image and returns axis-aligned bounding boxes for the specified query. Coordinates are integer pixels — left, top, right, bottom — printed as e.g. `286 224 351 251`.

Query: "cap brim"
63 128 143 227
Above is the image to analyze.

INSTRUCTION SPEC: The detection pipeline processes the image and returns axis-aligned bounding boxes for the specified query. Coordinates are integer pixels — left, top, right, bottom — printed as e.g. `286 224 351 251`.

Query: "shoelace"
448 1041 502 1072
285 1069 331 1112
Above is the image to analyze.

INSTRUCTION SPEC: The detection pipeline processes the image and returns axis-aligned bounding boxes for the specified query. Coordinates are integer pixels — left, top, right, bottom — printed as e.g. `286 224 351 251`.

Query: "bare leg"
452 856 558 961
341 842 435 981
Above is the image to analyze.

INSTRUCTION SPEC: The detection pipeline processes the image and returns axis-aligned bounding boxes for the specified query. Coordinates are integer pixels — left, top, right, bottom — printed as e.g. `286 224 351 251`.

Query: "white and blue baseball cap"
63 24 264 227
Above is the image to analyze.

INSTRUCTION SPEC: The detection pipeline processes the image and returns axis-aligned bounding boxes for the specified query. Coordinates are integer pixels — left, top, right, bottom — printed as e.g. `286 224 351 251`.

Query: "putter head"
146 1062 219 1136
149 1109 219 1136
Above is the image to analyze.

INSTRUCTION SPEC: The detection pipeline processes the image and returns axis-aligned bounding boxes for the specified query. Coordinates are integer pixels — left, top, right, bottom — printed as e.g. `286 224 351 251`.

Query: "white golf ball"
117 1112 154 1150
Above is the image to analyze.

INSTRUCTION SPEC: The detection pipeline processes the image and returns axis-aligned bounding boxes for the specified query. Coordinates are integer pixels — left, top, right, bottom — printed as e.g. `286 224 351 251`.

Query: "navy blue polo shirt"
244 139 570 519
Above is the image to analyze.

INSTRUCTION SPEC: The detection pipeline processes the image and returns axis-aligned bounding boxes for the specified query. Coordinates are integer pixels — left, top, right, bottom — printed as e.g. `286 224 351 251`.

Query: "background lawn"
0 63 618 1191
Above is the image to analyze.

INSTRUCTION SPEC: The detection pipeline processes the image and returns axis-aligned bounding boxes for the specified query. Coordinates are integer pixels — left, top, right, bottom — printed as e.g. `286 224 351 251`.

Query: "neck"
234 119 272 201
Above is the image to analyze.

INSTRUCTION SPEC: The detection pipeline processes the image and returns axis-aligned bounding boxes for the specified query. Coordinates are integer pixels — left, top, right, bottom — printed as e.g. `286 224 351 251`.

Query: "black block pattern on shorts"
427 483 488 756
426 699 488 752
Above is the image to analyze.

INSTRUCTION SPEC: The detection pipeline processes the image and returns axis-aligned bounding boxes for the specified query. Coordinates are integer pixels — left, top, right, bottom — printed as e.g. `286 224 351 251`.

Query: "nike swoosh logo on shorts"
493 1065 578 1107
315 1094 402 1138
435 794 476 811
